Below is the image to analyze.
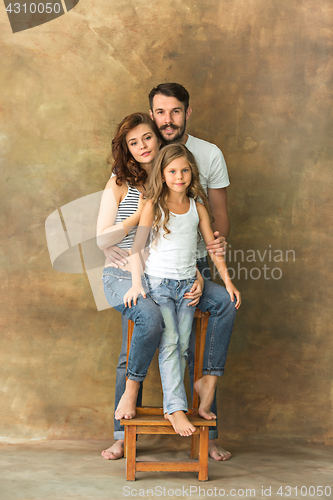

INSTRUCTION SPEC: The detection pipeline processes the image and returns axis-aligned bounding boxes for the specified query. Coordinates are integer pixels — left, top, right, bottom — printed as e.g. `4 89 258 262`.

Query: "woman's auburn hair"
146 143 214 238
109 112 162 187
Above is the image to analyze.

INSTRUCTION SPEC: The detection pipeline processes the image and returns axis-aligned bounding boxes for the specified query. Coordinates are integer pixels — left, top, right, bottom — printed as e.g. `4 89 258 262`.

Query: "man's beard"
159 119 186 144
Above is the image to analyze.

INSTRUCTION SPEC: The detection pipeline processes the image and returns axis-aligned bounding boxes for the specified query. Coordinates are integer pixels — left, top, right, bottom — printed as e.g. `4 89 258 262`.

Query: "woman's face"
126 123 160 165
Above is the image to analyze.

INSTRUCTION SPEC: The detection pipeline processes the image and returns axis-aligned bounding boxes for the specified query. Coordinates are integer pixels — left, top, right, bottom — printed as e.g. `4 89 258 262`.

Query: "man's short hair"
149 83 190 112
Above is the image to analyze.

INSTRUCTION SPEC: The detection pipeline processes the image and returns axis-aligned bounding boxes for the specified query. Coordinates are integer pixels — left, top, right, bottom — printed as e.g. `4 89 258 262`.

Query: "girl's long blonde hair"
146 143 213 238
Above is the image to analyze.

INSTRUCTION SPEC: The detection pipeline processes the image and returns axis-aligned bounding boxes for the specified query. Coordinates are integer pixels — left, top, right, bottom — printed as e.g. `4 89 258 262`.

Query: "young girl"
123 143 241 437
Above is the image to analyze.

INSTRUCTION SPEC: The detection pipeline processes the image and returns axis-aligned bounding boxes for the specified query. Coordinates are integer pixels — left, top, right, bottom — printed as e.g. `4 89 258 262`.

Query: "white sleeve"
207 146 230 189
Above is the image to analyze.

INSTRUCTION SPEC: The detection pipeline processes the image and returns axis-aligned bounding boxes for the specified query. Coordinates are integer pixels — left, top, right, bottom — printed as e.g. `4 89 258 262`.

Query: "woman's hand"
103 245 129 268
184 278 204 307
225 282 241 309
123 285 146 308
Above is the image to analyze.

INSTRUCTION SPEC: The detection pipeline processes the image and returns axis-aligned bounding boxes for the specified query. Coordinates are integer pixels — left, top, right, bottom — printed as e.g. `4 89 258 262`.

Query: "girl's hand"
206 231 227 256
225 282 241 309
136 193 147 216
184 279 204 307
123 286 146 308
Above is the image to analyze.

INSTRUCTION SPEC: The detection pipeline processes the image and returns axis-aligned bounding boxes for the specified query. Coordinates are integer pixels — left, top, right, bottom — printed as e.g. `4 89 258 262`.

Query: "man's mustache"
160 124 178 131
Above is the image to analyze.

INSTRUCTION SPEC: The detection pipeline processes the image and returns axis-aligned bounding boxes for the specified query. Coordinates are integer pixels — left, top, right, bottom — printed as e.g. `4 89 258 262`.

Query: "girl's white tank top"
144 197 199 279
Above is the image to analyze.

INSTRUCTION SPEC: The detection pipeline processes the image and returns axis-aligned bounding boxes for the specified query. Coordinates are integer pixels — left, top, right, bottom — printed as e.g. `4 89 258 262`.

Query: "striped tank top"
114 183 141 249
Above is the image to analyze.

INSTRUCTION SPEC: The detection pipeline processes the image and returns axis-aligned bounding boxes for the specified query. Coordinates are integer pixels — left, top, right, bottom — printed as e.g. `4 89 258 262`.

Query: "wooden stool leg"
126 425 137 481
123 426 127 458
191 433 199 459
198 426 209 481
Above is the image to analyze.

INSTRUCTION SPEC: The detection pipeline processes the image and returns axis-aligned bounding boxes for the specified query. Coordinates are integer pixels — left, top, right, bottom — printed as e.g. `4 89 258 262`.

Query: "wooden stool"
121 309 215 481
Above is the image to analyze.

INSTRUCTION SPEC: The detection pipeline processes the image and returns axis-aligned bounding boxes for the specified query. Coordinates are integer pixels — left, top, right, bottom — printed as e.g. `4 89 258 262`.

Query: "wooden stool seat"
122 309 215 481
122 413 214 429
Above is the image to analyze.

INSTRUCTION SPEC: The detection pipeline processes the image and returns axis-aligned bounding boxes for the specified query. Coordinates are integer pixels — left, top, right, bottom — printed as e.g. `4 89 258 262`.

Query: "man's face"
150 94 192 144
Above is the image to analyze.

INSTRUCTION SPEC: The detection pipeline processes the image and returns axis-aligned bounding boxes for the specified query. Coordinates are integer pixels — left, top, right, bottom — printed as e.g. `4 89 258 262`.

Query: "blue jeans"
102 267 164 439
114 257 237 440
188 257 237 439
145 275 197 415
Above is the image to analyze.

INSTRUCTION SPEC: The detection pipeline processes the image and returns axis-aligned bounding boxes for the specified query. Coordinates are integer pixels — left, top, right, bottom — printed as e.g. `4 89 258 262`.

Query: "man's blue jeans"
188 257 237 439
113 257 237 440
146 274 197 415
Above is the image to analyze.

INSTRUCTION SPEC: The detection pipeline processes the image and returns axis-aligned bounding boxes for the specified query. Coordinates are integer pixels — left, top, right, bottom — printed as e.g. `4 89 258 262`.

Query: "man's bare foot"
101 440 124 460
164 411 196 437
114 380 140 421
194 376 217 420
209 439 231 461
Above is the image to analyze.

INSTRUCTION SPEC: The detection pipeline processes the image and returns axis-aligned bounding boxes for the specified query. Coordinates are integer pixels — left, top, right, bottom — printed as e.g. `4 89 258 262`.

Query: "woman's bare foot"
101 440 124 460
164 411 196 437
194 375 217 420
114 380 140 421
209 439 231 461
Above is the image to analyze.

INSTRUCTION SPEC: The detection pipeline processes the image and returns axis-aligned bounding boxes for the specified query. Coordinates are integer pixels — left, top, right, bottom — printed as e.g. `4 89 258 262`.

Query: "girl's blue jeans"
145 274 197 415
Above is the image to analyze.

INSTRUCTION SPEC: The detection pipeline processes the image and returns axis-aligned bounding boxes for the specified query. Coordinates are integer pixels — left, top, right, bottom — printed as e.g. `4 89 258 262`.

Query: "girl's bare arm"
123 201 154 307
196 202 241 308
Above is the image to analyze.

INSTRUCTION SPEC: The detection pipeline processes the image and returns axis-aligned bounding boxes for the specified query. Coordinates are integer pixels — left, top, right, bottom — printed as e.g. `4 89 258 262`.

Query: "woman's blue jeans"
146 274 196 415
102 267 164 381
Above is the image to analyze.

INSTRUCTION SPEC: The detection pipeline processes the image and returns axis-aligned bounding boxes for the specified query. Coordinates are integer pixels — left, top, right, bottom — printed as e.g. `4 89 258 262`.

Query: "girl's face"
162 157 192 194
126 124 160 165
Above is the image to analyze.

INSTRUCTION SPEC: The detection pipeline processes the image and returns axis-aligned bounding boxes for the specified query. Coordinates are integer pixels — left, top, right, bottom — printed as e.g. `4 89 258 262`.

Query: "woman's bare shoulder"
104 177 127 202
105 176 124 189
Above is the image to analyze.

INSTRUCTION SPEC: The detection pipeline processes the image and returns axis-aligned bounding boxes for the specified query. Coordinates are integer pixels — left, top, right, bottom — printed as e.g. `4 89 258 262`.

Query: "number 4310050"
277 485 331 497
6 3 61 14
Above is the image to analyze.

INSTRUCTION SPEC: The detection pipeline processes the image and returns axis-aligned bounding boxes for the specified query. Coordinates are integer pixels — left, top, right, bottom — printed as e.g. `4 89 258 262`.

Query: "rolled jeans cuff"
126 370 146 382
114 430 125 440
202 369 224 377
209 428 218 440
165 405 188 415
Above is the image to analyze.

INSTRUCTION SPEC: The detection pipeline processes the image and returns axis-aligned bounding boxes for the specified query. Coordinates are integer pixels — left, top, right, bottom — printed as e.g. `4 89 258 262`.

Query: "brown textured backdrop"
0 0 332 444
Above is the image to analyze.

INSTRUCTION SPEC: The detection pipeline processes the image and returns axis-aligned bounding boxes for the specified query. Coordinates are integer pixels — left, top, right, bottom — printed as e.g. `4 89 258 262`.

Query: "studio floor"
0 436 332 500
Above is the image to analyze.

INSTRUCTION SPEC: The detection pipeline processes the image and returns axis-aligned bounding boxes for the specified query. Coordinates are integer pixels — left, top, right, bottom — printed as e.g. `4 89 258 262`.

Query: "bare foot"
164 411 196 437
101 440 124 460
209 439 231 461
194 376 217 420
114 380 140 421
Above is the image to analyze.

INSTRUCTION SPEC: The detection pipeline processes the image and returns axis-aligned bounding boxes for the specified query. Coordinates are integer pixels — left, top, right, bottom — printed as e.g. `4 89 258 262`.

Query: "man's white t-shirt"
185 134 230 258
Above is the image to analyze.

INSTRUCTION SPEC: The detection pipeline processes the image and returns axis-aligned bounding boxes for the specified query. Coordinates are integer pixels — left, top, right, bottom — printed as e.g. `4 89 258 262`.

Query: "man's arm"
206 187 230 256
207 187 230 238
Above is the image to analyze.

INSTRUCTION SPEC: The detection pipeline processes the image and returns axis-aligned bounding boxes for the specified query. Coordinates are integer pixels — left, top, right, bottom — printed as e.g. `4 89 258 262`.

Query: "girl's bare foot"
114 380 140 421
209 439 231 461
164 411 196 437
194 375 217 420
101 440 124 460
